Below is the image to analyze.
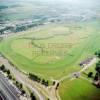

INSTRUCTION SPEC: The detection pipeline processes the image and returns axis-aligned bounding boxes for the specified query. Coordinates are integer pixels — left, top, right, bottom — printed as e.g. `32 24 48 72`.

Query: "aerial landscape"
0 0 100 100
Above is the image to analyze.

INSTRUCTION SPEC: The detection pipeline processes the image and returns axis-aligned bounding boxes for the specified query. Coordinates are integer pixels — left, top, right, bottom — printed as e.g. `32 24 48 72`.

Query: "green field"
59 78 100 100
1 0 100 100
0 21 100 100
0 21 100 79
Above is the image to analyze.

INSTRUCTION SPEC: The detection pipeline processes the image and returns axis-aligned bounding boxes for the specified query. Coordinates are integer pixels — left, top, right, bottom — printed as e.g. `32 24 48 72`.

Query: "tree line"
0 64 37 100
88 50 100 88
29 73 49 87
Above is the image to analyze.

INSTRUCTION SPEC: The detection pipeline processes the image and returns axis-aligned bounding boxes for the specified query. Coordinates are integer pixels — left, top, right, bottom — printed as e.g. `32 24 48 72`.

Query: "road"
0 55 46 100
0 71 20 100
50 57 97 100
1 31 97 100
0 31 56 100
0 55 97 100
0 91 7 100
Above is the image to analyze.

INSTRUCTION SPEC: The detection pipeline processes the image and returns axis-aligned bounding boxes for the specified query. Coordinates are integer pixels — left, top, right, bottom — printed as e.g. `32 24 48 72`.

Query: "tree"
29 73 41 82
95 61 100 77
94 61 100 87
19 83 23 89
0 64 5 71
42 79 45 85
53 81 55 85
56 83 59 90
21 89 26 95
88 72 93 78
6 69 10 75
30 92 36 100
16 81 19 85
95 50 100 58
8 74 12 80
94 73 98 81
45 81 49 86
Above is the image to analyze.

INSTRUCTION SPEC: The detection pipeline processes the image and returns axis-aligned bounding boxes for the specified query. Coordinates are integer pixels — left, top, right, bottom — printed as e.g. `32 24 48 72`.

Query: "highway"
0 91 7 100
0 55 46 100
0 71 20 100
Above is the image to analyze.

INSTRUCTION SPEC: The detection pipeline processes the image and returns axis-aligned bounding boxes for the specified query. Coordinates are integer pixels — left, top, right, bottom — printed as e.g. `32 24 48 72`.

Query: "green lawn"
0 21 100 100
59 78 100 100
0 21 100 79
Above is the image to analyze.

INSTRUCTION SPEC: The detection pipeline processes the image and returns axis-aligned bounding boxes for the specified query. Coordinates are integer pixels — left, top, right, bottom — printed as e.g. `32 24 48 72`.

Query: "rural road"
0 71 20 100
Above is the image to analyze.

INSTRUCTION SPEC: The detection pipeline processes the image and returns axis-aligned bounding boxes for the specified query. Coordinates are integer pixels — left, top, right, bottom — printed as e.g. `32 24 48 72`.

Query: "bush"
0 64 5 71
8 74 12 80
21 89 26 95
95 50 100 58
30 92 36 100
6 69 10 75
88 72 93 78
94 73 98 81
